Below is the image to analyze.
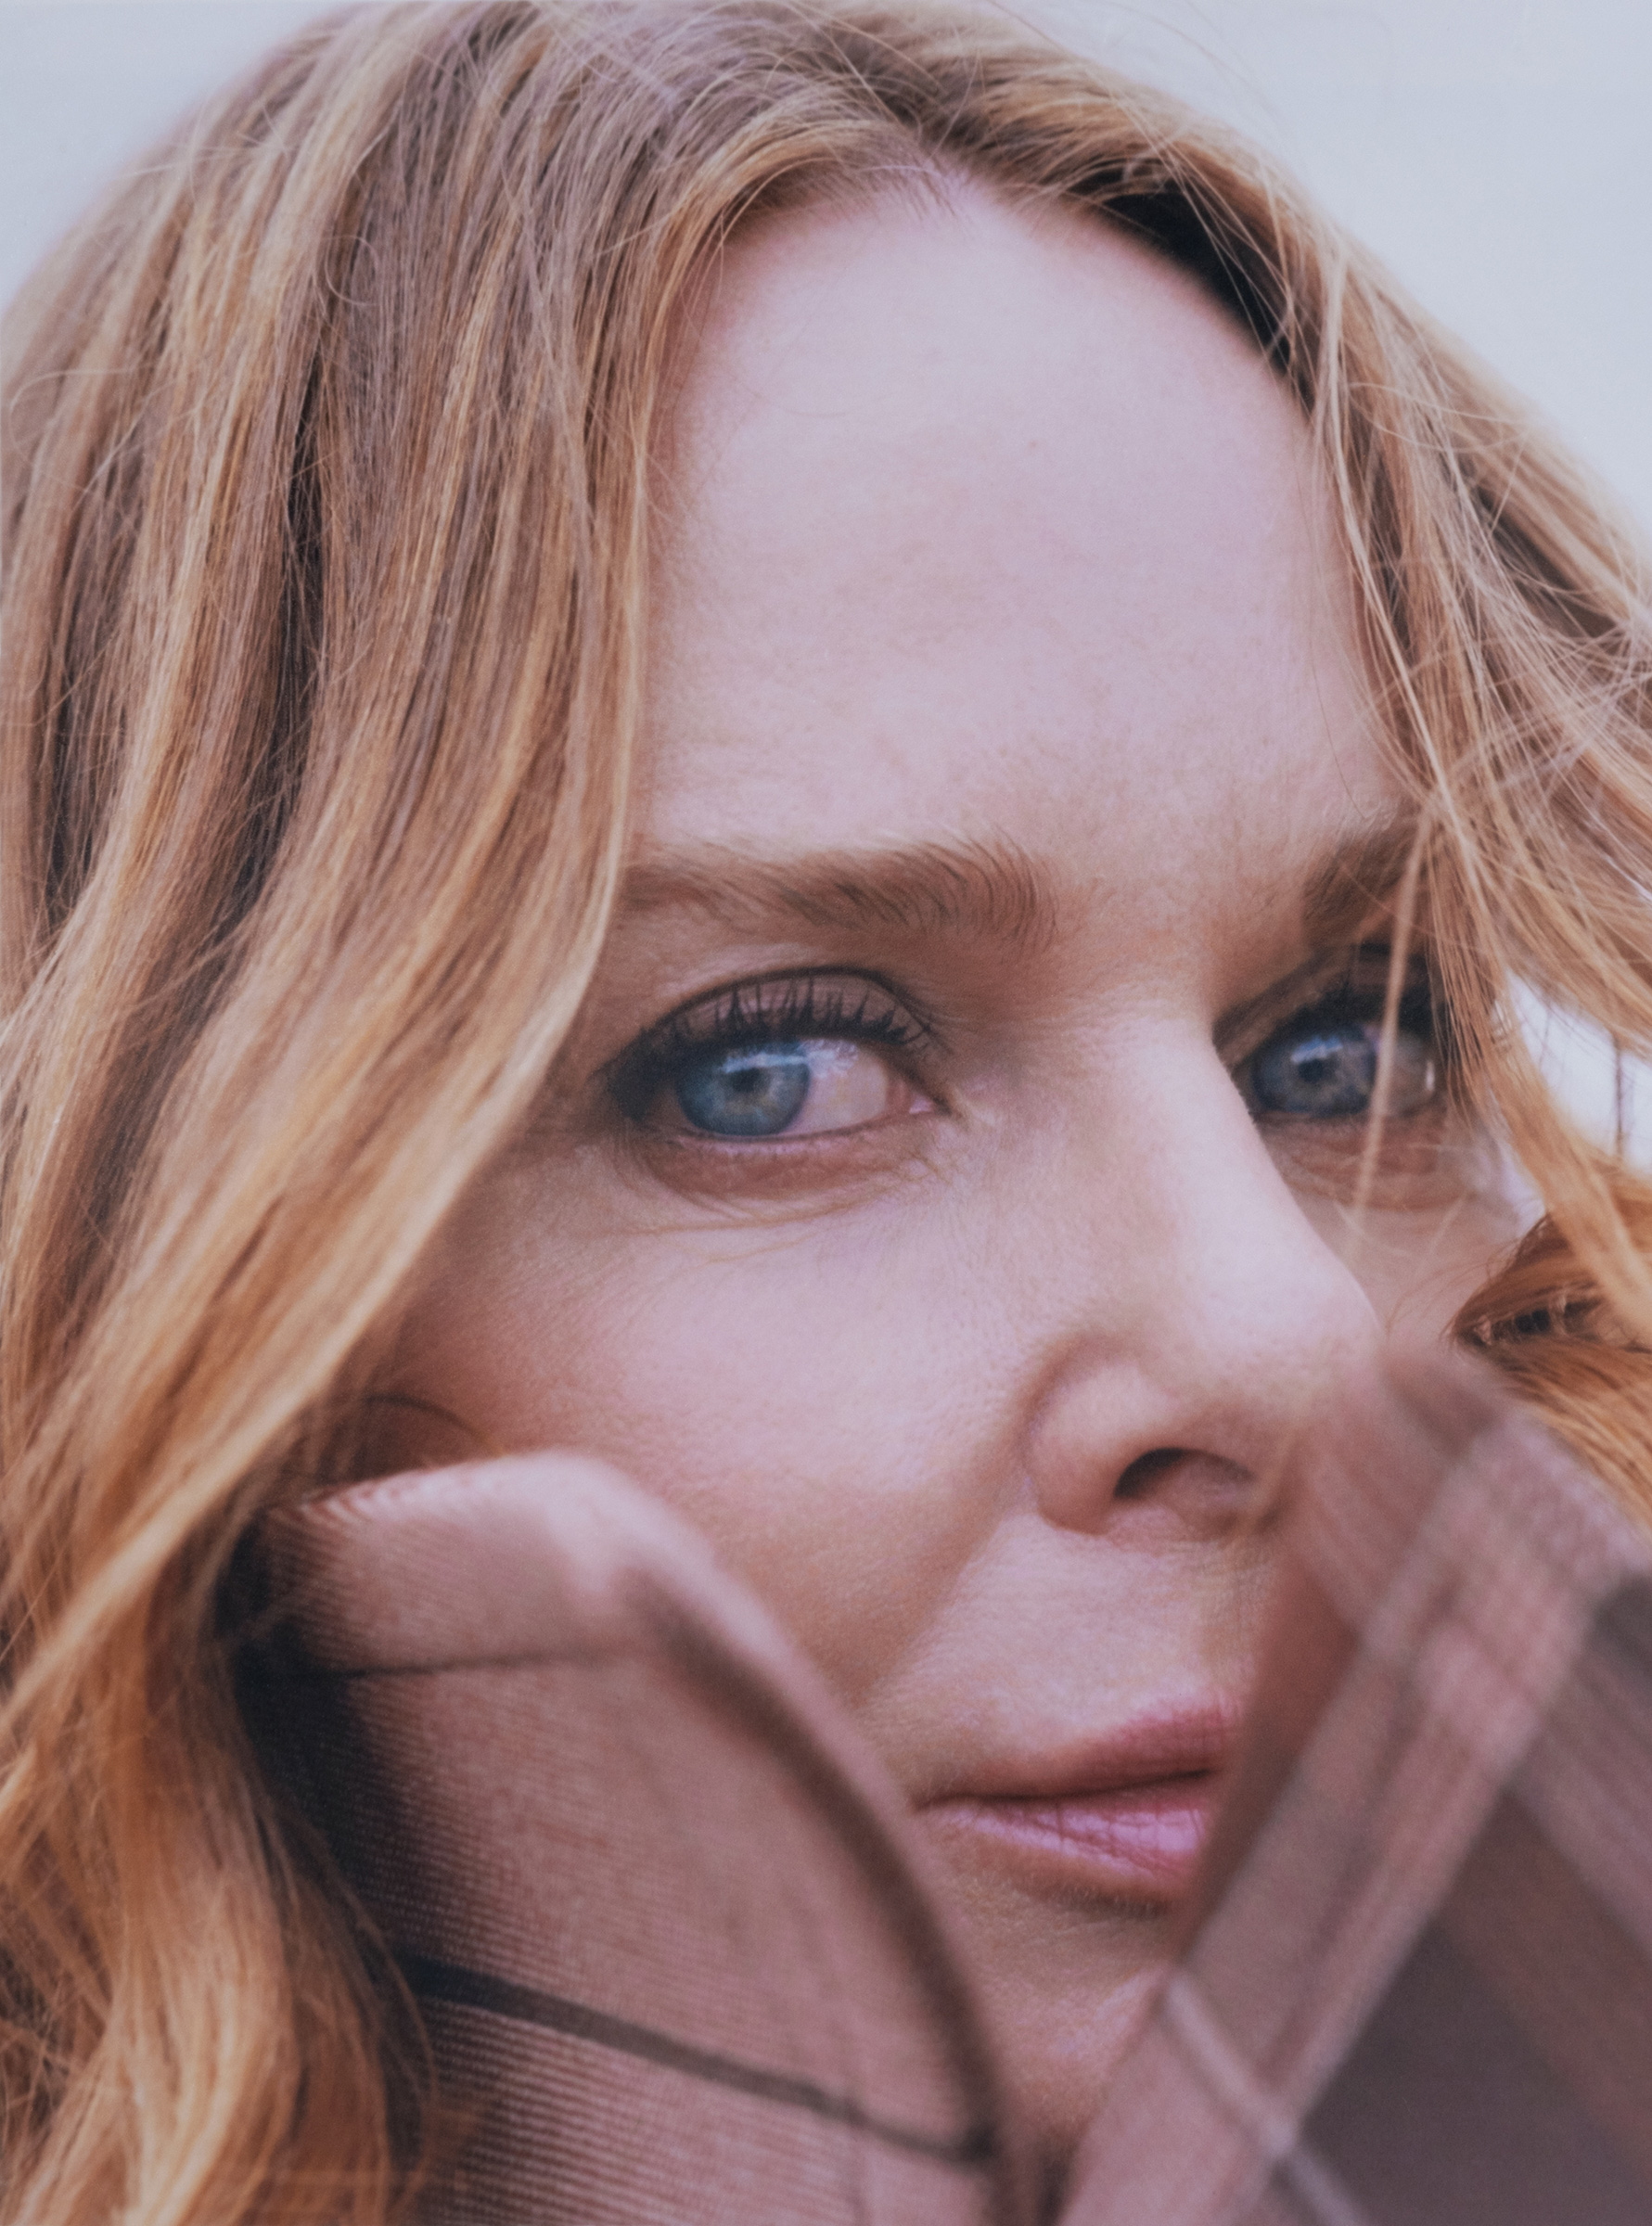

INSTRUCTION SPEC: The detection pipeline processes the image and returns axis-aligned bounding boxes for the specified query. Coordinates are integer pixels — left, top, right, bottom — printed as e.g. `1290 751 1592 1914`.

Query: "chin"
918 1833 1179 2178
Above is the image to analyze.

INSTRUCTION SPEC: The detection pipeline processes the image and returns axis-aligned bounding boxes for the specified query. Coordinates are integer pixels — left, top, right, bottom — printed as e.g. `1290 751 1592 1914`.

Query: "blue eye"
674 1042 812 1136
610 974 934 1142
1251 1021 1377 1117
1249 1016 1437 1119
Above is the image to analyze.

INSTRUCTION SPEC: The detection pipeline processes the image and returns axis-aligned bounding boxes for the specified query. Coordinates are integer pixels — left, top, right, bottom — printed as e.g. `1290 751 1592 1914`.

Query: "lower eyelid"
1261 1101 1477 1213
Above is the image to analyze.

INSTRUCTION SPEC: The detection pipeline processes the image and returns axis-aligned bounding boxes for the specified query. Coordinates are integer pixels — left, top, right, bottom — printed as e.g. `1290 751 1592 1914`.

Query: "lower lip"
918 1776 1218 1902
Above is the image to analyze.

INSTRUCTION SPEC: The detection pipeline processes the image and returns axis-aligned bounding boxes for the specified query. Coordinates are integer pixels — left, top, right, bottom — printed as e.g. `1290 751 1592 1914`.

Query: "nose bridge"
1015 1028 1382 1518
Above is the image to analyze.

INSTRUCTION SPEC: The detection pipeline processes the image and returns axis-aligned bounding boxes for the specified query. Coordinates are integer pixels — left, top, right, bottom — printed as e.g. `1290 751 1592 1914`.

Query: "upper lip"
916 1700 1239 1807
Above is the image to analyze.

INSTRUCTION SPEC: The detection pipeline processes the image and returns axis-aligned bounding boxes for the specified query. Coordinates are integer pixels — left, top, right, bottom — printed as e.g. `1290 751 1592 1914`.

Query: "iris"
1250 1017 1436 1119
675 1042 813 1136
1252 1021 1378 1117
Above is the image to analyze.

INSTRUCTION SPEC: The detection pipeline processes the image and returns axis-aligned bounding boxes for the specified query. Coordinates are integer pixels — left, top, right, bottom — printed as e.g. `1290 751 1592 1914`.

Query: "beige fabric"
1064 1356 1652 2226
257 1458 1030 2224
254 1356 1652 2224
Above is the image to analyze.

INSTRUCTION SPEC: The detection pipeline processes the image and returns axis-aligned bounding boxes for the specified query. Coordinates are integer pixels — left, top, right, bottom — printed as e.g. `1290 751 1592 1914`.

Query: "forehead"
639 179 1390 984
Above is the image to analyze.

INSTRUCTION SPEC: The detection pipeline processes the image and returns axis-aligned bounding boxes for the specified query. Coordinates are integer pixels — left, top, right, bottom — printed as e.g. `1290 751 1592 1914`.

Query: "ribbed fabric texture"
257 1356 1652 2225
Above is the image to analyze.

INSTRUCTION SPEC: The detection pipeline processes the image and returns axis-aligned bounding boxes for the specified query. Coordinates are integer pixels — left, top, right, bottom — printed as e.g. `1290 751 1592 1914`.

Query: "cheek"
1282 1169 1522 1344
386 1165 1007 1695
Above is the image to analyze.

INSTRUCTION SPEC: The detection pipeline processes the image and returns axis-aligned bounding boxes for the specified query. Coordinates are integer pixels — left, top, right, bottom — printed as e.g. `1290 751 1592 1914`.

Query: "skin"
378 182 1521 2175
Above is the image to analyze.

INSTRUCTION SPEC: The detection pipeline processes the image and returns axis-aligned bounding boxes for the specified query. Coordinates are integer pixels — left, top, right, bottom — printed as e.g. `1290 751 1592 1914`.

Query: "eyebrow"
618 815 1416 966
1210 813 1423 1059
619 835 1060 953
1302 816 1420 945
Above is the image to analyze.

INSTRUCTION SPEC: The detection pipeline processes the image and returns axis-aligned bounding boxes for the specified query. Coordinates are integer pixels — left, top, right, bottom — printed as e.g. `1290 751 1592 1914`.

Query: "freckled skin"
377 184 1521 2173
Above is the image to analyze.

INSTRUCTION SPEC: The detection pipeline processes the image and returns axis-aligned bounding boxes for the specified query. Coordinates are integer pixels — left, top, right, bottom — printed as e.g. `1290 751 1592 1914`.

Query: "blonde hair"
4 3 1652 2215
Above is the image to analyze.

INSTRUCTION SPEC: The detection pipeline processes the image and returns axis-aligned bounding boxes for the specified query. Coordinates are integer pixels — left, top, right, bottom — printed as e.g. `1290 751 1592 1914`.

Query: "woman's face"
382 184 1518 2157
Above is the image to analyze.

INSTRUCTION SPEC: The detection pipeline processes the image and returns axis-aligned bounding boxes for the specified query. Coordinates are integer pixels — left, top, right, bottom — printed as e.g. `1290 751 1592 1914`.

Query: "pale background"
5 0 1650 1145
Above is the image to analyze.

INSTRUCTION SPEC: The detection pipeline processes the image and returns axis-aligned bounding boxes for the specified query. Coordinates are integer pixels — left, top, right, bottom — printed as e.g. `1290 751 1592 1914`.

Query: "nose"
1018 1033 1384 1536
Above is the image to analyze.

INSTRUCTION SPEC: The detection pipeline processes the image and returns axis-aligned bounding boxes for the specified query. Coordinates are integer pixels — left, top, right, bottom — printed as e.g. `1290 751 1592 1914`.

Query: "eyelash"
1293 955 1441 1047
607 972 936 1124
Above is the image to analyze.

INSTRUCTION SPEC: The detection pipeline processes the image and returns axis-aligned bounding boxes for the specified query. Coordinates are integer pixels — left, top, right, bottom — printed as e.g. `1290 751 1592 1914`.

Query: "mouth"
914 1708 1233 1905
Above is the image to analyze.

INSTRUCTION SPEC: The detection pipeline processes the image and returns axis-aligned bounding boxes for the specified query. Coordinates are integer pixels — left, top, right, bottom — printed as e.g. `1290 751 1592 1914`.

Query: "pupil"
676 1042 812 1136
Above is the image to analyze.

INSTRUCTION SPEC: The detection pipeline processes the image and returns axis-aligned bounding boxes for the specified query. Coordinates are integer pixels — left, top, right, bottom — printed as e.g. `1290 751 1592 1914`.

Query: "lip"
915 1706 1235 1906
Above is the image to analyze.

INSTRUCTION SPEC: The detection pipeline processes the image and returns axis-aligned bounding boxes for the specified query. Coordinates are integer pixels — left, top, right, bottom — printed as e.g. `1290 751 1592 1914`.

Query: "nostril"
1114 1446 1188 1499
1111 1449 1260 1527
